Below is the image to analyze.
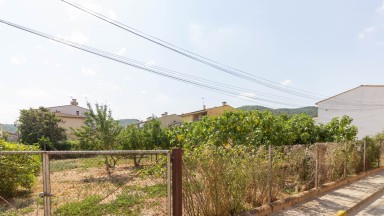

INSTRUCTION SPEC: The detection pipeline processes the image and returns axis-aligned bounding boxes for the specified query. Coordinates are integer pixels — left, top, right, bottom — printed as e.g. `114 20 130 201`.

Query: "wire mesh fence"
2 142 384 215
181 141 384 215
0 152 43 216
0 150 171 216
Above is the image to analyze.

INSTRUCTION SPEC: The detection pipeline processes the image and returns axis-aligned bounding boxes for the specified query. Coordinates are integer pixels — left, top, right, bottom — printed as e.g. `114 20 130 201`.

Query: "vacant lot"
0 155 167 216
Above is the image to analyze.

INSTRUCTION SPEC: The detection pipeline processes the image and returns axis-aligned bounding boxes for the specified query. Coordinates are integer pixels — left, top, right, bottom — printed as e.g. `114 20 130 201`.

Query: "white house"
316 85 384 139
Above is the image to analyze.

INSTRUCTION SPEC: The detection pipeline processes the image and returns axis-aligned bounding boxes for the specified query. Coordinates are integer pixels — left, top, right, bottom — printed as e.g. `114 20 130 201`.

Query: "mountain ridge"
237 105 318 117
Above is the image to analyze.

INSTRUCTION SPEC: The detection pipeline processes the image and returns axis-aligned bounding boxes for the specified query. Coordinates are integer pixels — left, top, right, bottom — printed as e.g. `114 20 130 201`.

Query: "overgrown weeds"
182 141 383 215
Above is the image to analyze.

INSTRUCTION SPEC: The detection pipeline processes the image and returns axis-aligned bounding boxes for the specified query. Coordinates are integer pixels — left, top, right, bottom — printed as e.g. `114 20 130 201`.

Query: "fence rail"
181 141 384 215
0 150 181 216
0 150 170 155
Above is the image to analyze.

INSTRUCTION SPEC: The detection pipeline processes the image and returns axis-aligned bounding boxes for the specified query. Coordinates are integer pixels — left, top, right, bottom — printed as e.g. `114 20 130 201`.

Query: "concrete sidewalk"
271 169 384 216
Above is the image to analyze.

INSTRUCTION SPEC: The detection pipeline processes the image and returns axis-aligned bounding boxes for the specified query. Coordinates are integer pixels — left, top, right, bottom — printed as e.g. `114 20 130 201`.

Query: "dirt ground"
0 156 168 216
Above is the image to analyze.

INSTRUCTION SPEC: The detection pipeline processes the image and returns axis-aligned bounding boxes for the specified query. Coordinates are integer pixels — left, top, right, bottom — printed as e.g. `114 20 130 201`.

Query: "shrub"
0 140 40 198
183 145 283 215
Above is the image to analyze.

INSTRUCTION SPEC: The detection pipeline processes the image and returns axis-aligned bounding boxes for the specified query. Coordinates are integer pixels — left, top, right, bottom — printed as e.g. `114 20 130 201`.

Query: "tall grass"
182 142 382 215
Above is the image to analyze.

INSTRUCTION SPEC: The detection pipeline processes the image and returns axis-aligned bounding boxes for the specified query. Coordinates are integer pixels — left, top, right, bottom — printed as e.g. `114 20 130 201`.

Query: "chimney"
70 98 78 106
222 101 227 106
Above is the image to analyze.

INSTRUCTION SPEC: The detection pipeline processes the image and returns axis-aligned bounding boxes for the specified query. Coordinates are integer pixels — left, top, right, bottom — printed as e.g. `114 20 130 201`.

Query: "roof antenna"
202 97 206 110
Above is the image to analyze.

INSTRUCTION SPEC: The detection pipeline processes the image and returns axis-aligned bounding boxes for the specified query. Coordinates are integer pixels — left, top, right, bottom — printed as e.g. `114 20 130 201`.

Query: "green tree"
118 119 168 167
142 119 169 149
1 130 8 141
325 115 358 142
74 103 122 175
118 125 143 167
18 107 66 148
166 111 358 148
0 140 40 198
285 114 318 144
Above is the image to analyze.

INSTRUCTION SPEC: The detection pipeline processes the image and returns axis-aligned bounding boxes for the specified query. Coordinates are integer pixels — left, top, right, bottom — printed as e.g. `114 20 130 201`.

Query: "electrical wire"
0 18 310 108
61 0 325 101
60 0 384 107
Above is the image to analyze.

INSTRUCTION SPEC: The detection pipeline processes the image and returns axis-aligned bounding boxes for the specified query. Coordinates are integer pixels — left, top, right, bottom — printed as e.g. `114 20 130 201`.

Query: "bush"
182 145 285 215
0 140 41 198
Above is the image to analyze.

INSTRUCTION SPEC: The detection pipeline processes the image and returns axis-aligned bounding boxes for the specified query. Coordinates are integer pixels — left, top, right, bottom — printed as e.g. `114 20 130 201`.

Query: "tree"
118 125 143 167
325 115 358 142
1 131 8 141
73 103 122 175
118 119 168 167
142 119 169 150
285 114 318 144
18 107 66 148
0 140 40 198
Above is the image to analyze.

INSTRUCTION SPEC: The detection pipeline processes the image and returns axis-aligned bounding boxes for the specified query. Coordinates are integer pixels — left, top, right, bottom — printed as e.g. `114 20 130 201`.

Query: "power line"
62 0 384 107
0 18 310 108
61 0 325 101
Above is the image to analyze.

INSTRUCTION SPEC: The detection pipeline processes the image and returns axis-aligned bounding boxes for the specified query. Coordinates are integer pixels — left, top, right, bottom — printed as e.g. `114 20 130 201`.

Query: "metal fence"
0 150 182 216
181 141 384 215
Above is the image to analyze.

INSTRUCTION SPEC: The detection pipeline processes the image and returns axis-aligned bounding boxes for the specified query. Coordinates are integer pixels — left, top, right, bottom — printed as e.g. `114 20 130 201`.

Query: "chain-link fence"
181 141 384 215
0 150 172 216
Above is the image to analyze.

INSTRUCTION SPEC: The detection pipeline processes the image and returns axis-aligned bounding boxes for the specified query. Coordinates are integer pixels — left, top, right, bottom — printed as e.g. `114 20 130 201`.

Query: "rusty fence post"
171 148 182 216
42 152 51 216
268 144 272 204
315 144 319 190
363 140 366 172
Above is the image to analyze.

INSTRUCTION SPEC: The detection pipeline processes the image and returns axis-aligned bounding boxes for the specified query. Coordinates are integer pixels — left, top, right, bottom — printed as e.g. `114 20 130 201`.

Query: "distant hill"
117 119 140 126
237 105 318 117
1 124 17 133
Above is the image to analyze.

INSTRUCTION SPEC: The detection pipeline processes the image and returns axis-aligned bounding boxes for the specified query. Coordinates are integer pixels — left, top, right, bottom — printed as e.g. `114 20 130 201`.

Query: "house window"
76 111 80 116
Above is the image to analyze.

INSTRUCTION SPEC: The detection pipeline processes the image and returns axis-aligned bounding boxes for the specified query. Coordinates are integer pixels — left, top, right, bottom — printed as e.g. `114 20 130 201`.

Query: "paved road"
271 169 384 216
355 193 384 216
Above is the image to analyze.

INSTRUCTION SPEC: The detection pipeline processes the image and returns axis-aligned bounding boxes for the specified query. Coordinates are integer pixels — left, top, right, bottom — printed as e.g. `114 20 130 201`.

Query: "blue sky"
0 0 383 123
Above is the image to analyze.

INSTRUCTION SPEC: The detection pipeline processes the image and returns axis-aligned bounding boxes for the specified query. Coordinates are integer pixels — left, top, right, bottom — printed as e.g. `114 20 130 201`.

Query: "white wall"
317 86 384 139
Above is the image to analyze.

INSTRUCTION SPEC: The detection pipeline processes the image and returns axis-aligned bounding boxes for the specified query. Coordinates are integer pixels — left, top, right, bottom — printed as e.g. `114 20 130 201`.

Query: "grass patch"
142 184 167 198
0 206 34 216
50 160 79 172
54 193 142 216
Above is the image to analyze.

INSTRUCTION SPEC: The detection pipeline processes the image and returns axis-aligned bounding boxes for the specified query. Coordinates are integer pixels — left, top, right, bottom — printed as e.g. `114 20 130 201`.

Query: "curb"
241 166 384 216
344 184 384 215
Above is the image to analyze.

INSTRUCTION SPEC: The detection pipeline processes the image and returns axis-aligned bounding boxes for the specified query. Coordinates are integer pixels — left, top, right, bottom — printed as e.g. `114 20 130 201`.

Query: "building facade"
47 99 88 139
181 102 237 123
316 85 384 139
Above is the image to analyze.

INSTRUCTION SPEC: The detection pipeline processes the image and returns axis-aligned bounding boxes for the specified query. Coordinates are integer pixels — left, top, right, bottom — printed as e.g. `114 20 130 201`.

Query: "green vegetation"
141 183 167 198
117 119 140 127
1 130 8 141
118 119 168 167
73 103 122 175
237 105 318 117
167 111 357 149
1 124 17 134
0 140 40 198
53 183 167 216
182 140 382 215
18 107 66 149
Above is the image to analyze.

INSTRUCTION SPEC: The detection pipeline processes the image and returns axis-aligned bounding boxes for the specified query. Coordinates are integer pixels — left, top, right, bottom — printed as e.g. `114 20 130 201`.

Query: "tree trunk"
133 154 144 168
104 155 111 176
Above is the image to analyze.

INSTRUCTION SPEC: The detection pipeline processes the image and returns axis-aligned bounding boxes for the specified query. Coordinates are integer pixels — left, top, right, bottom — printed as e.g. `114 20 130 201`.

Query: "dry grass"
0 156 167 216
